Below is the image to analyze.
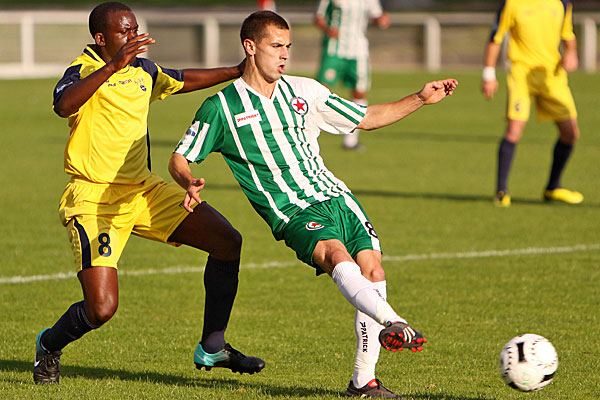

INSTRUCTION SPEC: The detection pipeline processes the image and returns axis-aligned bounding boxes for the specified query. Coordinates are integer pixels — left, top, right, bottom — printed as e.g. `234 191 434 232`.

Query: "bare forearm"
169 153 194 188
563 38 577 56
357 94 423 130
484 41 501 67
179 65 242 93
53 63 118 118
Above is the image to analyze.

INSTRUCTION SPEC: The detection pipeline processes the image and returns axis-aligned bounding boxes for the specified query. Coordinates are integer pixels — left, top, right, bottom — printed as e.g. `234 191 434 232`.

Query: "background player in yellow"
482 0 583 206
33 1 264 384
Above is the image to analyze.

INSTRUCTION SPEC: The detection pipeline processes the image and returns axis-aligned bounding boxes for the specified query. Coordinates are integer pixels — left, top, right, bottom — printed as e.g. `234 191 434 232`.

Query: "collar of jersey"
83 45 132 75
238 77 284 101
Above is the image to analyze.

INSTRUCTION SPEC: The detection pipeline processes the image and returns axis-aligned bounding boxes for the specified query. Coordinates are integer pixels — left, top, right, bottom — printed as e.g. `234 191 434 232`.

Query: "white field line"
1 243 599 285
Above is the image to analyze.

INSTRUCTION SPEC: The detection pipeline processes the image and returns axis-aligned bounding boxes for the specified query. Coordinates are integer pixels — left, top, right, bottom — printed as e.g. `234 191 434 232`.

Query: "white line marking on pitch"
1 244 599 285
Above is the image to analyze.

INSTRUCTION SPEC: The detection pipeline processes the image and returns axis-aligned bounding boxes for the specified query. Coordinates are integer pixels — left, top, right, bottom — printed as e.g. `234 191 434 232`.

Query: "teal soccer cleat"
33 329 62 384
194 343 265 374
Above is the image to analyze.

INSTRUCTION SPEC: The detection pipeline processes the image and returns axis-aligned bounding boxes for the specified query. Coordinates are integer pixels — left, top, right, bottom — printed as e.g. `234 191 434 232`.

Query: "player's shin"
200 256 240 353
332 262 405 326
40 301 100 352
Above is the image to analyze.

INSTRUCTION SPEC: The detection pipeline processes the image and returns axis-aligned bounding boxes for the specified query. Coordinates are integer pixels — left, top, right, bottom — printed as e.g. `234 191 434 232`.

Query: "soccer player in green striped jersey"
170 11 457 398
315 0 390 150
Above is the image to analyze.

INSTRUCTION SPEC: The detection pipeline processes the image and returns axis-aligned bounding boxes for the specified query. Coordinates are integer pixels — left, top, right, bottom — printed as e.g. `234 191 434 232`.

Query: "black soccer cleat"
33 329 62 384
379 321 426 352
345 378 403 398
194 343 265 375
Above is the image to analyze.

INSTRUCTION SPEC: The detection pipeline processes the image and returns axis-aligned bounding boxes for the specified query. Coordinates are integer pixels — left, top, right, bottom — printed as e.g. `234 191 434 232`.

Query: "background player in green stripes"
315 0 390 151
170 11 457 398
34 1 264 385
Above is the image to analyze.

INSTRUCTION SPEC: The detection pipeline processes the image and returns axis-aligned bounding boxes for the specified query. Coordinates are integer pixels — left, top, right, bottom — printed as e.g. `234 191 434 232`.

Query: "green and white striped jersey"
174 75 367 236
316 0 384 59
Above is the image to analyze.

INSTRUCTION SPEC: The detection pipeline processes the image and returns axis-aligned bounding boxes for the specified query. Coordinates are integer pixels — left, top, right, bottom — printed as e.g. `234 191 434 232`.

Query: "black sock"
497 138 516 193
546 140 573 190
40 301 99 352
200 256 240 354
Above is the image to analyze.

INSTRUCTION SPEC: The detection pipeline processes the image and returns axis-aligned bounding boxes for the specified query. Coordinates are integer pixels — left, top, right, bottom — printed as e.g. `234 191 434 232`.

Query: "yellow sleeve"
490 0 513 44
561 2 576 41
150 64 185 102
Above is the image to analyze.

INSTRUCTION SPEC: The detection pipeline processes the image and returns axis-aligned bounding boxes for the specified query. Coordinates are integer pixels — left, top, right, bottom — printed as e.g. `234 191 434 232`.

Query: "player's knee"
225 226 243 253
360 265 385 282
86 298 118 326
211 226 242 259
504 131 522 143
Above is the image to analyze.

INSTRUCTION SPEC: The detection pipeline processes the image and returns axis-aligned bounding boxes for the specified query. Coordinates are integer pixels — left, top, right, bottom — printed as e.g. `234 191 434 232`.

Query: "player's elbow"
168 154 180 179
168 153 189 180
53 101 74 118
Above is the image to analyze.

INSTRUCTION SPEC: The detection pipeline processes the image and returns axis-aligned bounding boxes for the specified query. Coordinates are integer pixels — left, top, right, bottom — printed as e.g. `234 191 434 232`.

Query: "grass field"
0 70 599 400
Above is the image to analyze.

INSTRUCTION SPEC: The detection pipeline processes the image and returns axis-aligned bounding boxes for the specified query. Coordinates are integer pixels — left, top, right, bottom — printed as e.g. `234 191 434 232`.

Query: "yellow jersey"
53 46 184 184
490 0 575 68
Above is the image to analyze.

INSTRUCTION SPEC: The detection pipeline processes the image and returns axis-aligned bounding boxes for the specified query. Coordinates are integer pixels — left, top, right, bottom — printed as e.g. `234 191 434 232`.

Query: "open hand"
482 79 498 100
109 33 155 71
183 177 205 212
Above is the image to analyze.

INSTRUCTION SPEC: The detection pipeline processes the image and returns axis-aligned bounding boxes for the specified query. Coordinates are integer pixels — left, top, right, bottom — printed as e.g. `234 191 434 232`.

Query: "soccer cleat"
494 191 511 207
33 329 62 384
345 378 402 398
543 188 583 205
194 343 265 374
379 321 426 352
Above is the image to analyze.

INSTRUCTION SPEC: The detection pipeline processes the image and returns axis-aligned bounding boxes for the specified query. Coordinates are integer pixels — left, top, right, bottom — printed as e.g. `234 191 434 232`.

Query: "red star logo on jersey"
291 96 308 115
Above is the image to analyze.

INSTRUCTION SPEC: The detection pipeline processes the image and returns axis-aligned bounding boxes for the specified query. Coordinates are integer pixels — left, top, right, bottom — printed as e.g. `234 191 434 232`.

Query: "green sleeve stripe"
325 101 360 125
328 95 366 116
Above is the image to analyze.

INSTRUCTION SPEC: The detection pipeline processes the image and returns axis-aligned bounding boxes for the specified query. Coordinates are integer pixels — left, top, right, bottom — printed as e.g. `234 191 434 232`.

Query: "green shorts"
316 53 370 93
280 192 381 274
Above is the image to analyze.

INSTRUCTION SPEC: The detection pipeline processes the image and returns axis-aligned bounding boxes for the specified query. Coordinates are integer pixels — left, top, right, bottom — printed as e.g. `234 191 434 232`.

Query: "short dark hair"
240 11 289 44
89 2 132 36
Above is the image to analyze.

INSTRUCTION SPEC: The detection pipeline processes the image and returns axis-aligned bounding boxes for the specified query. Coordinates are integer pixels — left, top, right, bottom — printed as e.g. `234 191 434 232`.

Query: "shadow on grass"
195 183 599 207
1 359 340 397
408 395 495 400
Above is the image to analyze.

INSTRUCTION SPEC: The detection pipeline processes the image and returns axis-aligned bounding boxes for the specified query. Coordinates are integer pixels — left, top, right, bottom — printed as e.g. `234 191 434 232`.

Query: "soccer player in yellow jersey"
482 0 583 206
33 2 264 384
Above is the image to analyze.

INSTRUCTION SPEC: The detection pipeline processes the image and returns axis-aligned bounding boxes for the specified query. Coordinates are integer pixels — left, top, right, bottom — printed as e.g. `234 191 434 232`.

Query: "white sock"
352 281 388 388
331 261 405 327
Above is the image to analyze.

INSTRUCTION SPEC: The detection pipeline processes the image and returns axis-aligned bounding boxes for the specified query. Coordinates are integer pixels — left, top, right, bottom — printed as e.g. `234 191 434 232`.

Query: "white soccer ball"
499 334 558 392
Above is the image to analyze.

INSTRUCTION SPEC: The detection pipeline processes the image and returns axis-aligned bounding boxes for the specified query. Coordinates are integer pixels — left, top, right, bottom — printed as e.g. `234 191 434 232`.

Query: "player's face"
254 25 291 83
98 10 140 59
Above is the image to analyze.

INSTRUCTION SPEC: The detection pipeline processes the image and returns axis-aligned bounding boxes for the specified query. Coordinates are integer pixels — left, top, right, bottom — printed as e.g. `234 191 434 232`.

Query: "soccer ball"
499 334 558 392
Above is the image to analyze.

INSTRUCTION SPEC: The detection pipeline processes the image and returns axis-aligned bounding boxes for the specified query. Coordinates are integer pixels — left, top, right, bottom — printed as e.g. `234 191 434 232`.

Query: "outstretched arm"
53 33 155 118
356 79 457 131
482 41 501 100
179 59 245 93
169 153 205 212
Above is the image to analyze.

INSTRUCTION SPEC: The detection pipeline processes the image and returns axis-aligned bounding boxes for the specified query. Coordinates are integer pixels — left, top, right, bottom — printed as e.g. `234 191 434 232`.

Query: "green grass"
0 70 599 399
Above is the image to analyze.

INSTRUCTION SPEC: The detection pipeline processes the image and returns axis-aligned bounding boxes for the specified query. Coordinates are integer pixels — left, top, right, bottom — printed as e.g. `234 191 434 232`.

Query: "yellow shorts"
507 63 577 122
59 174 191 271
